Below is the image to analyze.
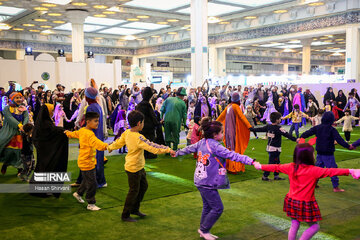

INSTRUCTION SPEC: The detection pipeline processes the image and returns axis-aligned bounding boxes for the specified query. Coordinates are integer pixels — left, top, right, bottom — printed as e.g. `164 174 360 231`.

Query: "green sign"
41 72 50 81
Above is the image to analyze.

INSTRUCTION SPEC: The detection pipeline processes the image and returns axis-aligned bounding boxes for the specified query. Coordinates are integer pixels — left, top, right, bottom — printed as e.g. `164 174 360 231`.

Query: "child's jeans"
264 151 280 178
316 154 339 188
77 169 97 204
197 187 224 233
351 110 357 126
344 131 351 141
122 168 148 218
289 123 300 138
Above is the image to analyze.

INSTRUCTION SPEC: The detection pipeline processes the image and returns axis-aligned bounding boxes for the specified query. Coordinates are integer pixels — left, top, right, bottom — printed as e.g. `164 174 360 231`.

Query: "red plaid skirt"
283 195 322 222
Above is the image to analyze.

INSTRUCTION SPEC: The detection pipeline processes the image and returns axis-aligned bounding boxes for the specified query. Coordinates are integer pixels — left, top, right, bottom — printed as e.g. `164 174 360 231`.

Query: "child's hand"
349 169 360 179
107 146 112 153
253 161 262 170
170 150 176 157
64 130 70 134
349 144 355 150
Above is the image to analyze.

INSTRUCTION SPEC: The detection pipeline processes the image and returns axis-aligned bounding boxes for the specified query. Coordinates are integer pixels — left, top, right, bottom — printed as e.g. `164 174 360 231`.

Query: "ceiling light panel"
259 43 284 47
121 22 169 30
311 41 333 46
216 0 285 7
0 6 26 16
43 0 71 5
124 0 190 11
177 3 244 16
54 23 106 32
99 27 146 35
275 44 303 49
85 16 125 26
0 15 10 22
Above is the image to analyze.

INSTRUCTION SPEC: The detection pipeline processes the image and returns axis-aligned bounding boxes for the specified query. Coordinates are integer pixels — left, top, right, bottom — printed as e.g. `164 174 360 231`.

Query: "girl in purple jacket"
173 121 257 240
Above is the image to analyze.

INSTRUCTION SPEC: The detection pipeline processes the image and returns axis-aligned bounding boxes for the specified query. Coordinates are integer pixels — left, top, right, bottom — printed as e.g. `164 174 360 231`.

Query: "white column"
208 46 216 78
66 10 88 63
283 63 289 75
113 59 122 88
130 56 139 84
345 24 360 82
209 47 226 77
191 0 208 87
301 39 312 75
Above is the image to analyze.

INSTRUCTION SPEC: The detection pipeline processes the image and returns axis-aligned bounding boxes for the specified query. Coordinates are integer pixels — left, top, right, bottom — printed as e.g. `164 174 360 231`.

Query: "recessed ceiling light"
0 2 2 5
48 13 62 16
23 23 35 27
40 25 52 28
41 29 54 34
156 22 168 25
103 11 116 14
274 9 287 13
137 15 149 19
338 41 346 44
53 20 65 24
186 28 191 31
208 17 220 23
29 29 40 32
244 16 257 19
219 21 230 24
34 19 47 22
94 14 106 18
326 35 333 38
167 19 179 22
124 35 136 40
137 38 145 40
151 35 160 38
93 5 108 9
72 2 87 6
13 28 24 31
168 32 177 34
34 7 49 11
319 37 328 39
308 2 324 6
324 40 333 42
94 37 103 40
313 38 318 40
335 38 344 41
127 18 139 21
41 3 57 7
183 25 191 28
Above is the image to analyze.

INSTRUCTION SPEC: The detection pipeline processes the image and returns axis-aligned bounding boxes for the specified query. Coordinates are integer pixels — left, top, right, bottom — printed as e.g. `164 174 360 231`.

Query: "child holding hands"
253 143 360 240
173 120 257 240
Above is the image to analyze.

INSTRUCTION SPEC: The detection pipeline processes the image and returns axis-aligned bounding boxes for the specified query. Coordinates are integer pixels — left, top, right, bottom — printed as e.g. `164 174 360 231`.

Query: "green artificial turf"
1 125 360 240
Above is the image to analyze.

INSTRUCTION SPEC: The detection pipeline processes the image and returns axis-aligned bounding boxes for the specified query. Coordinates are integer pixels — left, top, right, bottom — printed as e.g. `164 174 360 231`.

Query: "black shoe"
274 177 285 181
122 217 138 222
131 211 147 218
262 176 270 181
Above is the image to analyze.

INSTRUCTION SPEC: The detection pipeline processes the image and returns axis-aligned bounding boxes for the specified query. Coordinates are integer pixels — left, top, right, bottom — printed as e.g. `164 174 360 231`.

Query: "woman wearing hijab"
323 87 336 106
31 103 68 198
135 87 159 159
0 92 29 175
120 88 131 111
336 90 347 119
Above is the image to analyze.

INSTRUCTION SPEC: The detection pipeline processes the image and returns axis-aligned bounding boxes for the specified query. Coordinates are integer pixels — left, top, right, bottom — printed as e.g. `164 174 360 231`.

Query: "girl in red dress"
254 143 360 240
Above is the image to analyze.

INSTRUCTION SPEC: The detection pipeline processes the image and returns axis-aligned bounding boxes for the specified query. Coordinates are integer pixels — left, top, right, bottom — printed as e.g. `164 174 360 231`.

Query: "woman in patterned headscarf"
0 92 29 175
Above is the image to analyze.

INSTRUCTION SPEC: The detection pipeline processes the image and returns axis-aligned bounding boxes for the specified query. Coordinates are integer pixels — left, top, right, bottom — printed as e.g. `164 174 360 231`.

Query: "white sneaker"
73 192 84 203
198 229 216 240
87 204 101 211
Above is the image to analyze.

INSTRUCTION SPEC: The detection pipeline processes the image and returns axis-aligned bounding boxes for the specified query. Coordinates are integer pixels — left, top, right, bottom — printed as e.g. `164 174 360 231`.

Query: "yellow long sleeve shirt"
283 111 308 123
66 128 108 171
108 129 171 173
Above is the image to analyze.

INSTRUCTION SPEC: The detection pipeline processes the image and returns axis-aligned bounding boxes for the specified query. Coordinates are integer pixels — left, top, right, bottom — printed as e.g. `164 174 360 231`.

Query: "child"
282 104 310 138
253 143 360 240
251 112 297 181
343 93 360 126
173 121 257 240
54 104 69 127
306 97 318 117
324 100 332 112
19 123 35 181
65 112 109 211
260 100 277 124
312 109 324 126
335 109 359 142
331 102 342 121
186 114 195 146
244 105 258 139
107 110 175 222
300 111 352 192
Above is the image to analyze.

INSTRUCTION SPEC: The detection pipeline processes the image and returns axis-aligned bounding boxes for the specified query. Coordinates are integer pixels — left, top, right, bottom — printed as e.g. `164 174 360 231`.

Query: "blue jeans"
316 154 339 188
289 123 300 138
197 187 224 233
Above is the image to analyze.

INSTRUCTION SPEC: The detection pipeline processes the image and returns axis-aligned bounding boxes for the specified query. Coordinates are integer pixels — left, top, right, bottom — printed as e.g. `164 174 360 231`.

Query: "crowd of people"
1 79 360 240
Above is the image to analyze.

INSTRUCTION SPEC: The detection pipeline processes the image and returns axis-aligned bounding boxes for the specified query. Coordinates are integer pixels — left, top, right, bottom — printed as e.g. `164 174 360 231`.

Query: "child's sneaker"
198 229 216 240
274 176 285 181
73 192 85 203
87 204 101 211
262 176 270 181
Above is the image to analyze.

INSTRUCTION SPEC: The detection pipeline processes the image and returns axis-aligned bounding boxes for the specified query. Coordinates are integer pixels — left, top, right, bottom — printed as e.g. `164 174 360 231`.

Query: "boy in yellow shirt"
108 110 175 222
64 112 108 211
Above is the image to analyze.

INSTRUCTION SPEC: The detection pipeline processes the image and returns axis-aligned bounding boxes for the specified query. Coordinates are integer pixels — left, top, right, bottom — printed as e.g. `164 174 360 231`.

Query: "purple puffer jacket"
176 138 254 189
